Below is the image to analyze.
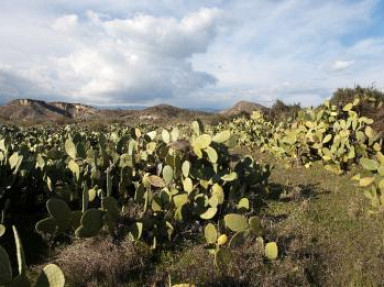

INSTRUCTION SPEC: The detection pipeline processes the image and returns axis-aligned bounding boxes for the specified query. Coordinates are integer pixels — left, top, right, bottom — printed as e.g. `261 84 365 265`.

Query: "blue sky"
0 0 383 108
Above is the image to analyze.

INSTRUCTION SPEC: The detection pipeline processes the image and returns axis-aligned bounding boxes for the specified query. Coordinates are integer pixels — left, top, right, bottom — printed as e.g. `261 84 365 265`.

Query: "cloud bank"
0 0 383 108
0 7 220 105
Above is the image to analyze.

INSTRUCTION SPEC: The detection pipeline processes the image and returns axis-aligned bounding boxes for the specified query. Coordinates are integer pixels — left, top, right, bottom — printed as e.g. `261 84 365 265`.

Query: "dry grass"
253 150 384 287
55 233 152 287
162 234 310 287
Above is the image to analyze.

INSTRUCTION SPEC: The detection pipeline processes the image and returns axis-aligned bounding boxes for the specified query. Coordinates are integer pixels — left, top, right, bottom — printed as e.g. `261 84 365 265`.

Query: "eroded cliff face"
50 102 98 117
0 99 99 121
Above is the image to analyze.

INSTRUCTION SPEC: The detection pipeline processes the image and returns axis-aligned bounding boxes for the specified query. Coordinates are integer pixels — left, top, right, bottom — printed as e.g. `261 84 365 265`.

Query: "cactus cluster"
225 98 381 175
0 121 268 265
1 94 383 276
3 94 384 284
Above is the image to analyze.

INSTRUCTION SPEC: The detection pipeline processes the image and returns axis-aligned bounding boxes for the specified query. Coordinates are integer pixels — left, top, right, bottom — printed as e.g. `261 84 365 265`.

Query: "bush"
267 100 301 121
330 86 384 118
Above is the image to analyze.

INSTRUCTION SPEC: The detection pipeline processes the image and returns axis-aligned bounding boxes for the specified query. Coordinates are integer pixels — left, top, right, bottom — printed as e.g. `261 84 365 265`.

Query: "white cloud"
0 0 383 108
52 14 78 32
48 8 221 104
191 0 384 108
0 7 220 105
331 60 355 71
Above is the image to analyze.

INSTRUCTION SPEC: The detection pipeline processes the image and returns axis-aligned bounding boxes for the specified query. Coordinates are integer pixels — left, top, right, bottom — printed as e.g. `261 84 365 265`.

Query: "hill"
219 100 267 117
0 99 98 122
136 104 211 121
0 99 213 123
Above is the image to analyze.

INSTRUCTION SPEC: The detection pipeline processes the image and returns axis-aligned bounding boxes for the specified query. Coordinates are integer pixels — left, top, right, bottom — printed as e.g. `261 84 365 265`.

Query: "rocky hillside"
0 99 98 121
0 99 212 123
50 102 98 118
0 98 270 124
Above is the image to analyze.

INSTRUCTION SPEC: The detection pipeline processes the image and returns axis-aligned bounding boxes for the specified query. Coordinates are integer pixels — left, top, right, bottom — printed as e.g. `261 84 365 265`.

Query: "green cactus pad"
76 142 86 159
0 224 5 237
360 158 378 171
224 214 249 232
237 198 250 211
221 172 238 182
75 209 103 238
162 165 174 185
146 142 157 154
148 176 166 188
365 126 375 138
206 146 218 163
208 196 219 208
102 197 121 221
65 139 77 159
68 160 80 181
174 207 183 221
11 274 30 286
264 242 278 260
217 234 228 245
182 177 193 193
193 134 211 150
212 130 231 143
36 154 45 170
200 207 218 220
0 245 12 285
181 161 191 178
322 134 332 144
211 184 224 204
35 218 58 235
193 146 203 158
35 264 65 287
152 195 163 212
46 199 71 231
171 128 179 142
162 129 170 144
342 103 353 111
88 187 98 202
173 194 188 208
12 226 26 276
119 154 134 168
191 120 203 135
204 223 218 244
360 177 375 187
9 153 23 171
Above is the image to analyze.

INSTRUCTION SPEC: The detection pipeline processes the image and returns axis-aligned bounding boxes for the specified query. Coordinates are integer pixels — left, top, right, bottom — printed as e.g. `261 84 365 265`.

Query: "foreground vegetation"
1 87 384 286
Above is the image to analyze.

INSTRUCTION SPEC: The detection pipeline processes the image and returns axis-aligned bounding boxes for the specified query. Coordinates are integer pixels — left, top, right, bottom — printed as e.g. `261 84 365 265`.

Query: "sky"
0 0 383 109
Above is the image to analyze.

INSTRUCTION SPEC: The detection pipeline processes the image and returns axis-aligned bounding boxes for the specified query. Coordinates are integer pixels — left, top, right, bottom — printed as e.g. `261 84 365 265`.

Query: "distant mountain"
0 99 213 123
0 99 98 121
191 107 221 113
136 104 211 120
94 105 147 110
0 98 268 124
219 101 267 117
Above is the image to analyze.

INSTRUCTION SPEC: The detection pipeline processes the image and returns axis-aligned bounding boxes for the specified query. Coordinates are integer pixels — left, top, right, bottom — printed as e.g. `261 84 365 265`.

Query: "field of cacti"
1 93 384 286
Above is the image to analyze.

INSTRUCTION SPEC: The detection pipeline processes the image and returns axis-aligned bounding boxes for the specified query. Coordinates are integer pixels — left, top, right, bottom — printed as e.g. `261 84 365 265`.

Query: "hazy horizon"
0 0 383 109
